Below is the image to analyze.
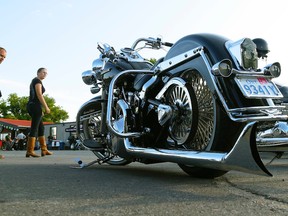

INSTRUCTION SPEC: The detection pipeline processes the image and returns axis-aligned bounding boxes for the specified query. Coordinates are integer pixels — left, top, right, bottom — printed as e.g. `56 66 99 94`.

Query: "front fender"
76 96 102 136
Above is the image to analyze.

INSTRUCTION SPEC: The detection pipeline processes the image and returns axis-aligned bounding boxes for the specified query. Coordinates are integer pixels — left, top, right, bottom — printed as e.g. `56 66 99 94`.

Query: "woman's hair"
37 67 46 74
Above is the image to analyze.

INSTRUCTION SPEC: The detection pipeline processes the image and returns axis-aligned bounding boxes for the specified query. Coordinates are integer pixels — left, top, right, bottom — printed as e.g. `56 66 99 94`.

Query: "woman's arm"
35 83 50 114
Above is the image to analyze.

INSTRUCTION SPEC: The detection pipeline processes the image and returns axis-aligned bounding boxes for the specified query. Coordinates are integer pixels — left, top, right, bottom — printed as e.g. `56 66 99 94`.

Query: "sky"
1 0 287 122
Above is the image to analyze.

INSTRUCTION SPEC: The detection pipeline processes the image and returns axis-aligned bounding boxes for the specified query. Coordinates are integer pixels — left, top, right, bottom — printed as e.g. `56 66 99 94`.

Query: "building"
43 121 77 144
0 118 77 146
0 118 36 140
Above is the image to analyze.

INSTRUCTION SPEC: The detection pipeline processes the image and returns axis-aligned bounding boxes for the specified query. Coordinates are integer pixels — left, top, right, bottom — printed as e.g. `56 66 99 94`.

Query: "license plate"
235 77 283 98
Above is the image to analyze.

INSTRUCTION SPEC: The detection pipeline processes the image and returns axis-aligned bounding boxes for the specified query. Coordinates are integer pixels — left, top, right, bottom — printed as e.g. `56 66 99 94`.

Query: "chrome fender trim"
123 121 272 176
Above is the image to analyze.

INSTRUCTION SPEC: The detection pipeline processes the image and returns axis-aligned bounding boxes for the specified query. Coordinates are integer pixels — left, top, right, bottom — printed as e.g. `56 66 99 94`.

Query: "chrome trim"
156 47 203 72
79 111 99 122
232 68 275 77
225 38 245 70
119 47 148 63
139 76 157 99
123 122 271 176
257 121 288 152
257 138 288 145
258 121 288 137
226 106 287 122
113 99 130 135
106 69 154 138
198 50 287 122
157 104 173 126
257 138 288 152
155 77 187 100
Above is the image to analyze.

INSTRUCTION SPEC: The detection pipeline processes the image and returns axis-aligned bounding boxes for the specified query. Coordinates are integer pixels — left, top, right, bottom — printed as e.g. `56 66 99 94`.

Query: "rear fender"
163 33 267 109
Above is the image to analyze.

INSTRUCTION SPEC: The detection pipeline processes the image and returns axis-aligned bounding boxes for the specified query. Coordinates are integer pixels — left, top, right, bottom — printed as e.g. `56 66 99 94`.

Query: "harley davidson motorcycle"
76 33 288 178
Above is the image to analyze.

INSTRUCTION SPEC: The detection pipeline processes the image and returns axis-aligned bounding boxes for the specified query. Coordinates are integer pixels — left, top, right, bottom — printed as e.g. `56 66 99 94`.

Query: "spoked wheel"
165 81 198 146
181 71 216 151
173 70 234 178
77 102 131 166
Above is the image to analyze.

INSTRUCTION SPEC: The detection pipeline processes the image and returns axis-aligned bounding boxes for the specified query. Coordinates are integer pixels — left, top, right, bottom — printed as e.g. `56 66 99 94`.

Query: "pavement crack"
223 177 288 205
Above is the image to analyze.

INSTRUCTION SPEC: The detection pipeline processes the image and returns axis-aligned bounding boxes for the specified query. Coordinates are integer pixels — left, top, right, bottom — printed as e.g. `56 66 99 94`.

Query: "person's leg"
37 115 53 156
26 103 42 158
19 140 24 150
26 137 39 157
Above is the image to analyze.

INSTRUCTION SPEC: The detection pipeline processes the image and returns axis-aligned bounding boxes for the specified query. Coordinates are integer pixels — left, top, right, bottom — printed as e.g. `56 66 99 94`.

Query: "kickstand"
265 152 284 166
70 156 114 169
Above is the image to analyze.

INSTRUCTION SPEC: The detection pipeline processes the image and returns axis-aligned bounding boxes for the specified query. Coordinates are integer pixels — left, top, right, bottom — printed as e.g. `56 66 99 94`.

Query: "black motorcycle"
68 136 85 150
76 33 287 178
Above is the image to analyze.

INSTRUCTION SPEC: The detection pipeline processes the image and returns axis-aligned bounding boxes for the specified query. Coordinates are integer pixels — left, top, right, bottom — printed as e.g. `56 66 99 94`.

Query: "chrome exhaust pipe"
257 121 288 152
257 138 288 152
123 122 272 176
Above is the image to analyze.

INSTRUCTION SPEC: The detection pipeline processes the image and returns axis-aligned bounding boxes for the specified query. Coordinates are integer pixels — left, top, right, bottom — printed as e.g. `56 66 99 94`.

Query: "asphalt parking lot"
0 150 287 216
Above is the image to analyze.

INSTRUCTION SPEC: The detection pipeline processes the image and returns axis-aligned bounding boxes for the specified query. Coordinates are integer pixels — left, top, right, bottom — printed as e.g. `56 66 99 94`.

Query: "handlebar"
131 37 173 50
162 41 174 47
96 37 173 62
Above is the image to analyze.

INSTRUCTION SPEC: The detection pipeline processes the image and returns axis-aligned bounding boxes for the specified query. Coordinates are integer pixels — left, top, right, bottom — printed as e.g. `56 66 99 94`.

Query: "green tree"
0 99 10 117
6 93 30 120
0 93 69 123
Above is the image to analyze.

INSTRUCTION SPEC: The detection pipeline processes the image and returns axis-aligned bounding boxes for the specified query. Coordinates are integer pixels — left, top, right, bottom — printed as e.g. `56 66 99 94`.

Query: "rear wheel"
174 70 235 178
162 34 246 178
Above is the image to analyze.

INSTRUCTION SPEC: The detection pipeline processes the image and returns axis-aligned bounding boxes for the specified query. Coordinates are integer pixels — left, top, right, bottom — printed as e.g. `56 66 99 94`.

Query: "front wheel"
77 100 131 166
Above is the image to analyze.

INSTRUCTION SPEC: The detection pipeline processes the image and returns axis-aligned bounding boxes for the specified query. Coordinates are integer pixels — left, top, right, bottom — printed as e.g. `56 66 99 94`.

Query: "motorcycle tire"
76 98 131 166
179 70 240 178
164 34 246 178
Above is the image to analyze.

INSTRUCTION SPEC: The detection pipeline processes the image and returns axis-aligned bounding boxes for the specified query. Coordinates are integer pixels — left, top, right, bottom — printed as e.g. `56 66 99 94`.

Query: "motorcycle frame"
106 46 287 138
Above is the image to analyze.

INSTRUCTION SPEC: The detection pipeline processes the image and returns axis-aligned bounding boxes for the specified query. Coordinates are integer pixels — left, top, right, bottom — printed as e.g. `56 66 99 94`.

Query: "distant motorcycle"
11 138 19 150
4 140 13 151
69 139 85 150
12 138 26 150
76 33 287 178
256 83 288 158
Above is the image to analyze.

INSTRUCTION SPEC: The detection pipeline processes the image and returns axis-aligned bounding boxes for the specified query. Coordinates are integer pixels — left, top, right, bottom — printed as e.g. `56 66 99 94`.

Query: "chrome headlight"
82 70 96 85
92 58 104 71
92 58 104 80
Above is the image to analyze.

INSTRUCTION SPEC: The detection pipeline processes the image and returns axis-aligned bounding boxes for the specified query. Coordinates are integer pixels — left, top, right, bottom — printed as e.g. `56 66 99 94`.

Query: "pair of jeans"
27 102 44 137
